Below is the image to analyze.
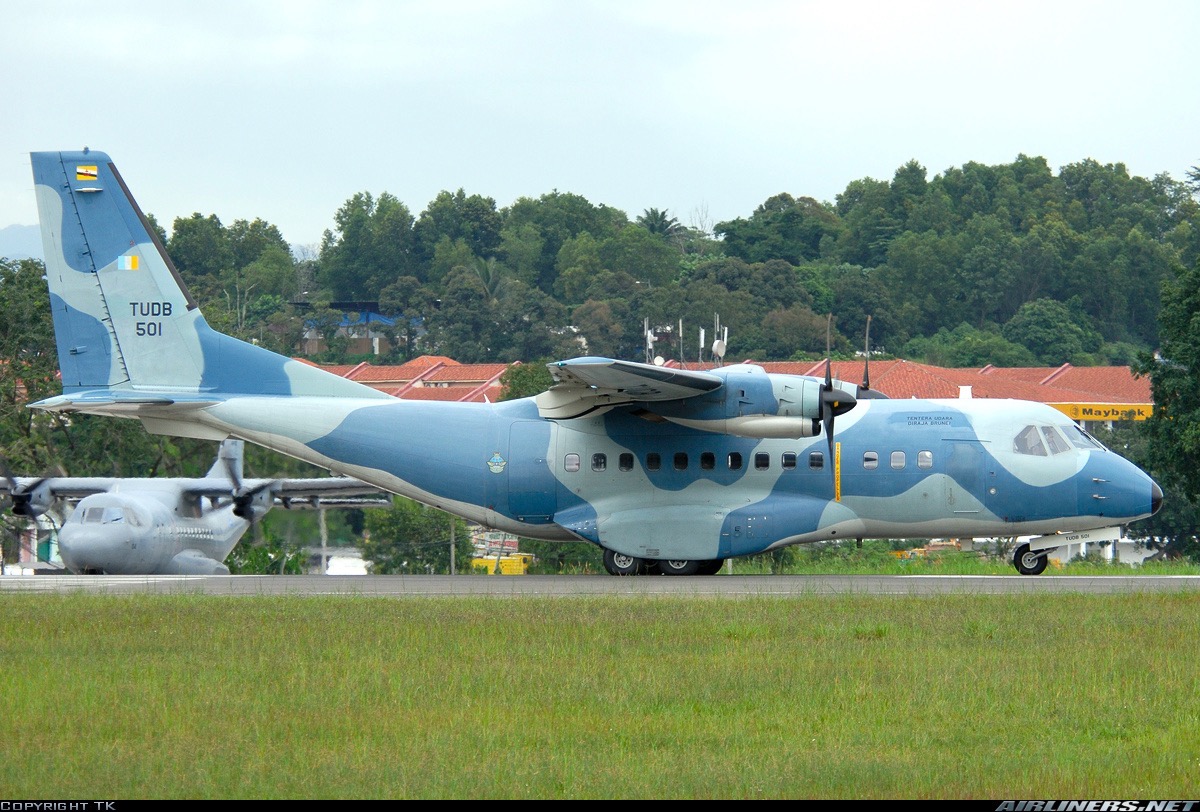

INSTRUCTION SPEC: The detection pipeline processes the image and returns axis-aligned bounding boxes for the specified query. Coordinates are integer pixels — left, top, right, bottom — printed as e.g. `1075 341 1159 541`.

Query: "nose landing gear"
1012 542 1049 576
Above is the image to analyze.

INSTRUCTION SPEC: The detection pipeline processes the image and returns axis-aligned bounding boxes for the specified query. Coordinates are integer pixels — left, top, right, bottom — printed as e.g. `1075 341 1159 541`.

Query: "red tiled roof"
667 358 1150 405
983 364 1151 402
425 363 510 384
295 354 1150 407
396 384 504 403
348 365 419 383
395 355 458 374
769 359 1149 405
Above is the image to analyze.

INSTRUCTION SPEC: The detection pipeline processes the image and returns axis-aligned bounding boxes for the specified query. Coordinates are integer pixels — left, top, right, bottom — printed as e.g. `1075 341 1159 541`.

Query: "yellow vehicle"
470 552 536 575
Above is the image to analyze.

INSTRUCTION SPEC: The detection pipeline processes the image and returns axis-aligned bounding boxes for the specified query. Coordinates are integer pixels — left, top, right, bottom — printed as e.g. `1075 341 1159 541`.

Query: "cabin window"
619 453 634 471
1041 426 1070 455
917 450 933 469
782 452 797 470
564 453 580 472
84 507 104 524
700 451 716 470
674 452 688 470
591 453 607 472
1014 425 1047 456
728 452 743 470
646 452 661 471
755 452 770 470
809 451 824 470
863 451 879 470
891 451 906 470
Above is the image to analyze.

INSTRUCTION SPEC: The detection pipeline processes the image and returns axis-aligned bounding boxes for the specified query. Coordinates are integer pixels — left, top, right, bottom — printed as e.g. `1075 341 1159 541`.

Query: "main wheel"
658 558 700 576
1013 543 1049 575
695 558 726 576
603 548 643 576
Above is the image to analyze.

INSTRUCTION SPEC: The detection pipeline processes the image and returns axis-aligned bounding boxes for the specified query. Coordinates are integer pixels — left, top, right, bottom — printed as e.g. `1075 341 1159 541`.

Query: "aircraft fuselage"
58 484 247 575
181 393 1158 564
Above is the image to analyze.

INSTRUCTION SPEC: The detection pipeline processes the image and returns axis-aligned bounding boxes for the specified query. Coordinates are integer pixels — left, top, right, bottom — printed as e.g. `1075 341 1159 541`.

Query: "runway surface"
4 573 1200 596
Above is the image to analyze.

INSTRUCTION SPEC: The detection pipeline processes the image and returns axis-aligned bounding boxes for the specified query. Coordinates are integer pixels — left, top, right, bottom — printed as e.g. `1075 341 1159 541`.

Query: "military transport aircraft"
3 439 388 574
27 149 1163 576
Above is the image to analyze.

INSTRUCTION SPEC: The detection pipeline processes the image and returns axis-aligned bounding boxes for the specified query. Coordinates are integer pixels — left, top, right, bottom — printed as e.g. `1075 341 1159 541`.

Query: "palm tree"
636 207 682 237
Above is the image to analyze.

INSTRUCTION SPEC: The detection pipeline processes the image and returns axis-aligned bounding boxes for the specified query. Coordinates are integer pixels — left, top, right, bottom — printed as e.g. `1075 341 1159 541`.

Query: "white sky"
2 0 1197 250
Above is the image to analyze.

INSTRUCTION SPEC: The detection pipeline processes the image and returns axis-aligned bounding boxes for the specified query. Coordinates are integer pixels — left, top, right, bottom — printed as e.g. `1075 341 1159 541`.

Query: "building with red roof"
298 356 510 402
294 354 1151 420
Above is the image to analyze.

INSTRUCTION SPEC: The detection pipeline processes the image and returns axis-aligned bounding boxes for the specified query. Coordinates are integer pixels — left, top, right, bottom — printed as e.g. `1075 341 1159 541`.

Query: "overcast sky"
3 0 1197 251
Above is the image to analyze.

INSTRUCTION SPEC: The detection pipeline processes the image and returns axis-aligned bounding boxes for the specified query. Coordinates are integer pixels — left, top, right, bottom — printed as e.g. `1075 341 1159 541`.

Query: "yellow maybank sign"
1049 403 1152 421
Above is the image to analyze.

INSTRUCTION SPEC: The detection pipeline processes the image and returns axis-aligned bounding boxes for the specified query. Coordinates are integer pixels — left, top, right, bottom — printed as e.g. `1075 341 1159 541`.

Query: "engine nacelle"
10 480 54 517
722 415 823 439
648 367 857 438
233 487 274 521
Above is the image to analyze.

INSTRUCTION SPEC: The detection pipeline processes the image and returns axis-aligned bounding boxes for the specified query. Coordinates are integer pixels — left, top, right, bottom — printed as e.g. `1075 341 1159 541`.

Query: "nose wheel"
1012 542 1049 575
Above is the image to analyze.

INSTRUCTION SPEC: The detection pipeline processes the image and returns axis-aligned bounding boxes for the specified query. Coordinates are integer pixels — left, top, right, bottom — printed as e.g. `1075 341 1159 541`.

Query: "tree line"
150 154 1199 369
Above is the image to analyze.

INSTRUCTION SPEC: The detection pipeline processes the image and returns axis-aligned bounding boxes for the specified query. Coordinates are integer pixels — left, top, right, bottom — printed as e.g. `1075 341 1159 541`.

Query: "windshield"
1066 424 1107 451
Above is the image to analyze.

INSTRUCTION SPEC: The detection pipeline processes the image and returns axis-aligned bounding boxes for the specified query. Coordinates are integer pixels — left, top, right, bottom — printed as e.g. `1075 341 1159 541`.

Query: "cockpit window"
1041 426 1071 455
1013 425 1047 456
81 506 125 524
1067 424 1107 451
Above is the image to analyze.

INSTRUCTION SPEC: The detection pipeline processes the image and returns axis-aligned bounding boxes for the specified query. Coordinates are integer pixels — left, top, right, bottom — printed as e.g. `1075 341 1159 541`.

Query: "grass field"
2 589 1199 799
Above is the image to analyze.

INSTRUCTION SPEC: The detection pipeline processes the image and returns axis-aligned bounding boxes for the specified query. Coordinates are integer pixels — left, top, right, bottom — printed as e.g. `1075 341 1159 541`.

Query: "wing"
535 356 864 441
254 477 391 509
1 477 117 517
537 357 723 419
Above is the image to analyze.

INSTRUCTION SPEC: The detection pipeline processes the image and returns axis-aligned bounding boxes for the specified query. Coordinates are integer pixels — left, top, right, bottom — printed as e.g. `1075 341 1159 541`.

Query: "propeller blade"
233 481 276 522
819 314 858 489
862 315 872 393
822 357 835 462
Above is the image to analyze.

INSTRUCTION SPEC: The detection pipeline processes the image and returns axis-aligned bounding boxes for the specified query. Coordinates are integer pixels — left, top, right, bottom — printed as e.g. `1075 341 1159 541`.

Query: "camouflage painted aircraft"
28 150 1163 576
4 439 389 574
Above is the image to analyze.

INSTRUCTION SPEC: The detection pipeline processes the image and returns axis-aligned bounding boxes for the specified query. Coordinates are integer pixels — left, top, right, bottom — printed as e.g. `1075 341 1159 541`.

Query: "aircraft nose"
1151 480 1164 515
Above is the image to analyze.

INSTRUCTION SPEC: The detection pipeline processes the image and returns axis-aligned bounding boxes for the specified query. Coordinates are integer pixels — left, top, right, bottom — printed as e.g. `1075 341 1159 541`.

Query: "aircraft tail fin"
207 439 244 482
30 150 388 402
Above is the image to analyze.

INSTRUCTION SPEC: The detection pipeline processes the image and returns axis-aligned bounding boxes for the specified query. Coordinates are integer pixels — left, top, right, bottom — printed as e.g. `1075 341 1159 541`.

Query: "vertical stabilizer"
207 439 244 482
32 150 200 391
30 150 390 401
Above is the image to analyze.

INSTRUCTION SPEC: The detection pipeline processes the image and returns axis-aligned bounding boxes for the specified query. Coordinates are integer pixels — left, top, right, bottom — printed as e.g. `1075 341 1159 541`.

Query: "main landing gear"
602 549 726 576
1012 542 1050 576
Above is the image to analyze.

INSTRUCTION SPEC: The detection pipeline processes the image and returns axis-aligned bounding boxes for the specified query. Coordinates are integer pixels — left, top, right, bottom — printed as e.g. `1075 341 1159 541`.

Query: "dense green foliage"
362 500 473 574
118 154 1200 369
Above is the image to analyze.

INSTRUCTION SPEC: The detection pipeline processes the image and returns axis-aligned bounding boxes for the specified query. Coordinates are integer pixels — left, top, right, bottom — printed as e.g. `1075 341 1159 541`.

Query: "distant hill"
0 224 42 260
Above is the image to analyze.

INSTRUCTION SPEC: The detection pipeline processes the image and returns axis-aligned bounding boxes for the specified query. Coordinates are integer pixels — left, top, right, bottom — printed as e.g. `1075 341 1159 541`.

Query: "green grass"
3 592 1200 798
